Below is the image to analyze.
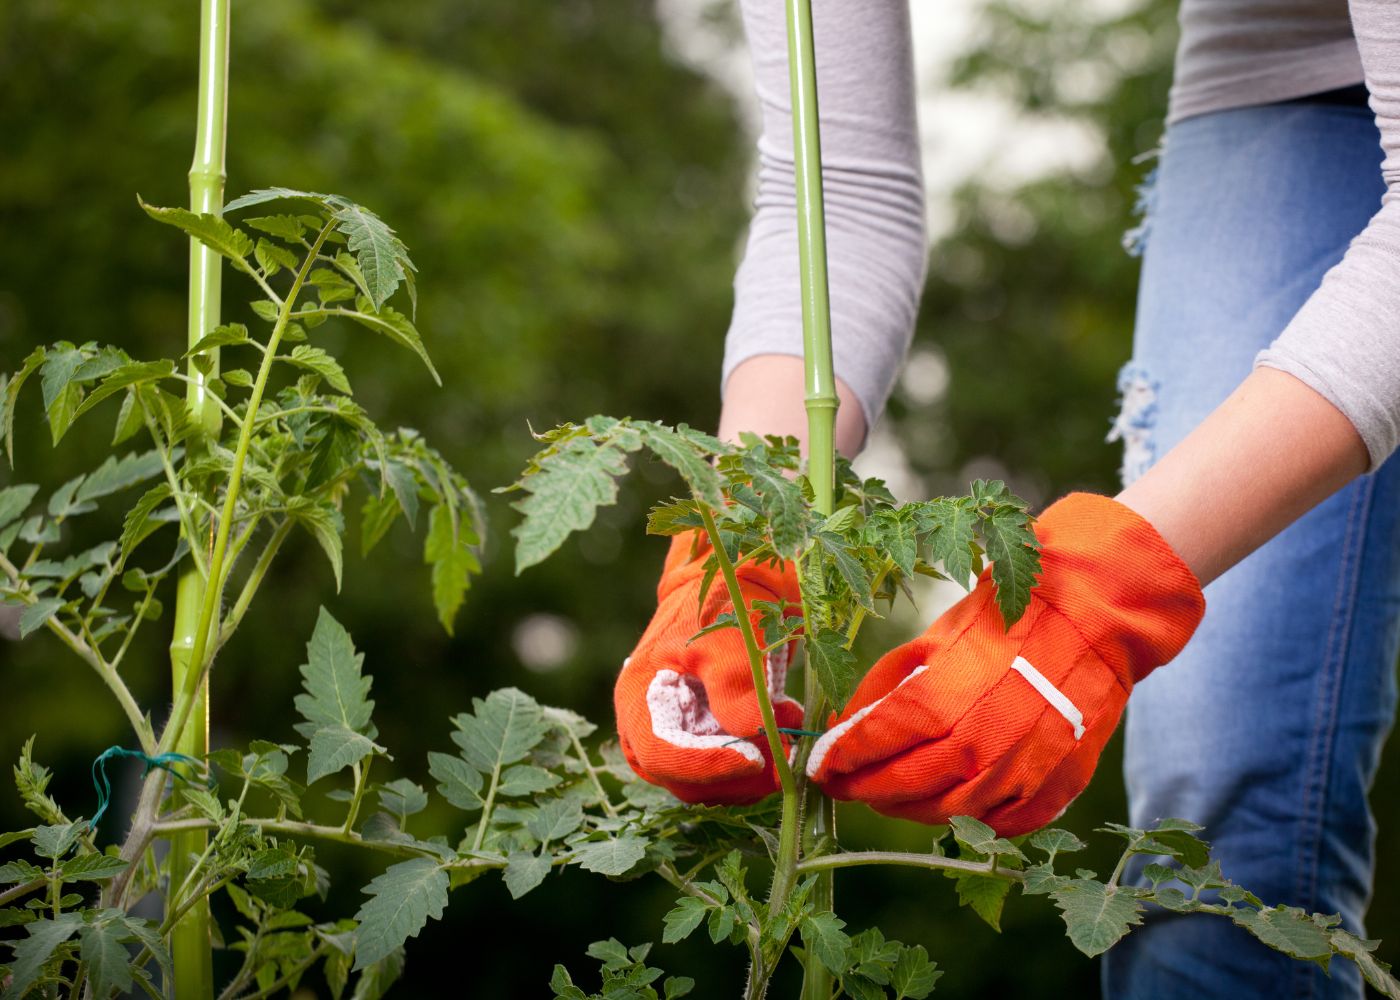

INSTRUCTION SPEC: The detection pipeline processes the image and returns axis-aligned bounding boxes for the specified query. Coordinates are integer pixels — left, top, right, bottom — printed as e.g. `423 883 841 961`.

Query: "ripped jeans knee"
1106 363 1158 487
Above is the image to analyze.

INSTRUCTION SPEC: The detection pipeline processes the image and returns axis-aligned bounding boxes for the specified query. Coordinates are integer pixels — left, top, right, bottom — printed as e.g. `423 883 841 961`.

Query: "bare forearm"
1116 367 1369 587
718 355 867 456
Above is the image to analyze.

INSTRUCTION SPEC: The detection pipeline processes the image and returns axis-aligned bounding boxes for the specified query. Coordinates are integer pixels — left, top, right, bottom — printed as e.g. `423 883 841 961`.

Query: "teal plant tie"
89 746 211 830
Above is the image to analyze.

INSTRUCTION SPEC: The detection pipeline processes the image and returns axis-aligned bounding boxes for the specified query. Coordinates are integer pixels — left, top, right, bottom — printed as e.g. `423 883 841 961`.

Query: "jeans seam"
1292 477 1374 1000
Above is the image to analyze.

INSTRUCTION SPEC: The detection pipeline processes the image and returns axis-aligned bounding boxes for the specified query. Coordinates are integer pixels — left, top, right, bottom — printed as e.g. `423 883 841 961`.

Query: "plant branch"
0 877 46 906
796 851 1025 881
0 551 154 753
139 399 208 580
697 506 794 795
216 517 291 648
568 734 618 820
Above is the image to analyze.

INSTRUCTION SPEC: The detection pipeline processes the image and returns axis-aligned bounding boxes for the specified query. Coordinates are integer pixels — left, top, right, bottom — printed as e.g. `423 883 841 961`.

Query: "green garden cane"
169 0 231 996
782 1 842 997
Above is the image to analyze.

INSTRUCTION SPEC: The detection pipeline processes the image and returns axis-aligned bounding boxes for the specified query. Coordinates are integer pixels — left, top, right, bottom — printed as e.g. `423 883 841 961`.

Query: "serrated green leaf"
5 914 82 997
79 918 134 999
360 490 401 558
4 347 47 464
376 779 427 822
18 598 63 639
503 851 552 899
525 797 584 843
923 498 977 587
332 203 413 309
119 483 173 563
294 608 374 741
0 485 38 532
800 911 851 976
0 860 44 884
586 937 631 970
1331 928 1400 996
1050 880 1144 957
245 214 308 241
890 944 942 999
741 454 808 559
951 873 1012 931
452 689 547 782
662 896 709 944
1028 827 1086 861
511 437 631 573
707 905 736 944
289 501 344 591
1231 906 1332 964
664 975 695 1000
73 450 166 504
255 237 299 276
59 853 129 882
283 346 351 395
573 835 648 876
806 629 857 709
983 507 1040 626
867 508 918 577
225 187 332 213
638 424 724 509
353 858 447 971
39 346 86 446
425 503 478 636
427 752 484 811
223 369 254 388
817 532 873 611
46 474 96 518
139 200 254 261
307 725 382 785
186 323 251 357
949 815 1026 861
498 764 560 797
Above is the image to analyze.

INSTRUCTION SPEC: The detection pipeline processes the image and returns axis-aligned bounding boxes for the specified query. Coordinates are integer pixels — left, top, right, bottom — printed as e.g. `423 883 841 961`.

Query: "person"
613 2 1400 997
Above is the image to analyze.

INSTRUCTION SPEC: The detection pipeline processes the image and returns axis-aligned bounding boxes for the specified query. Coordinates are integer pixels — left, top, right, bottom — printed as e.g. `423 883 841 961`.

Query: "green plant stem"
140 399 208 579
0 551 154 753
215 518 290 648
0 877 45 906
785 0 837 515
698 508 795 796
343 757 372 834
796 851 1025 881
1107 848 1132 891
701 504 798 999
158 219 333 759
567 728 617 819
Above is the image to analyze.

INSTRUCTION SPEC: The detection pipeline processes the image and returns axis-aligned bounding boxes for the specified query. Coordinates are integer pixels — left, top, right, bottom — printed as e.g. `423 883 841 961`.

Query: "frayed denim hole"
1106 362 1159 487
1121 155 1160 258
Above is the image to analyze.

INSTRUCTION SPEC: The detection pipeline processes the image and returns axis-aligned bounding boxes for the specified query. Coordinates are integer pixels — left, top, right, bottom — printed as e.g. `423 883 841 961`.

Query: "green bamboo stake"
785 0 837 516
783 1 840 997
169 1 231 996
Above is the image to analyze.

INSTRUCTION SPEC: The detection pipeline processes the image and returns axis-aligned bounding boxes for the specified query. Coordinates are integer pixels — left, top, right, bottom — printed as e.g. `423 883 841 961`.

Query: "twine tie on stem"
89 746 212 830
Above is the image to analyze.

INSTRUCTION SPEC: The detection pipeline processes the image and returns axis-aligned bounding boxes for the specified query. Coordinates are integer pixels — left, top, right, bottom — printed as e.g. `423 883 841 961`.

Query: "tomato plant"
1 0 1398 997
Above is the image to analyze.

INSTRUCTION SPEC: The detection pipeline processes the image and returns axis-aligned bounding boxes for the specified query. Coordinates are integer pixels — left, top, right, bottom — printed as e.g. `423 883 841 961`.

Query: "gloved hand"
615 531 805 804
806 492 1205 837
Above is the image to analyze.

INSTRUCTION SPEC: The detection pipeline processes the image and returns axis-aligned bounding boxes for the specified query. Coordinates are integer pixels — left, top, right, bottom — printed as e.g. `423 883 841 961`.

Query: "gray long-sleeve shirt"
724 1 1400 470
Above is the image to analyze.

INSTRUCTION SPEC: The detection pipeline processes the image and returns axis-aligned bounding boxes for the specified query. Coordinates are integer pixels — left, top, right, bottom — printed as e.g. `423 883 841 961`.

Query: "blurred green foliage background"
1 0 1396 995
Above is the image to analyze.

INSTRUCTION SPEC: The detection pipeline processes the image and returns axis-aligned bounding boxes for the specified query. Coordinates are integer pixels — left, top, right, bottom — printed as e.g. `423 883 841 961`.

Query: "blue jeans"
1101 102 1400 998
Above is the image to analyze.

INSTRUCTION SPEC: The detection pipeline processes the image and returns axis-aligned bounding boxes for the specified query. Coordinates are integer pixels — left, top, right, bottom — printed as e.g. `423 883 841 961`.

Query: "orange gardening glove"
806 492 1205 837
614 531 805 804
